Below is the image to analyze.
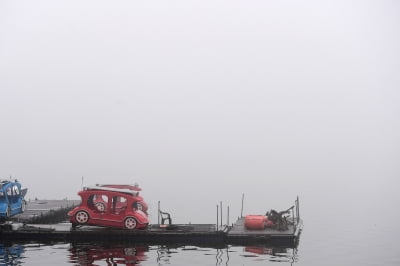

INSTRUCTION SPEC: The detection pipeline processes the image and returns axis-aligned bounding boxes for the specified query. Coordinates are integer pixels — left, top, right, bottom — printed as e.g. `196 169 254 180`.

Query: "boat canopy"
84 186 139 196
96 183 142 191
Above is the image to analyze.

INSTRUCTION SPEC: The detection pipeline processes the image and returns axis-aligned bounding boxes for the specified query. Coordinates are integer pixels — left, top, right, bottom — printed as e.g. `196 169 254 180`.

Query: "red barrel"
244 215 267 230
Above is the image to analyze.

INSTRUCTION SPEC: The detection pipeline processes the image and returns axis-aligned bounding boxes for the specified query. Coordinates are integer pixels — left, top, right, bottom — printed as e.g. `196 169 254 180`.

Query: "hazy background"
1 0 399 226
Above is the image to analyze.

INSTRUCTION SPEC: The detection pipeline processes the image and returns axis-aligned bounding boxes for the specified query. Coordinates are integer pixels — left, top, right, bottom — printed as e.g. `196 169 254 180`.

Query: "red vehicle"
68 186 149 230
95 184 148 213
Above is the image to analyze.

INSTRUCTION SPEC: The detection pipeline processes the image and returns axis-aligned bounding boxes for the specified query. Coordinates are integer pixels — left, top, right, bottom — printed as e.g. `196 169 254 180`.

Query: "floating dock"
0 220 302 247
0 223 223 244
1 199 302 247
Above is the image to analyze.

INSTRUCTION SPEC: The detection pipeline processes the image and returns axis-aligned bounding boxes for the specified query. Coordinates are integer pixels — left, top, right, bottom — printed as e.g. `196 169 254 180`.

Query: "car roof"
83 186 139 197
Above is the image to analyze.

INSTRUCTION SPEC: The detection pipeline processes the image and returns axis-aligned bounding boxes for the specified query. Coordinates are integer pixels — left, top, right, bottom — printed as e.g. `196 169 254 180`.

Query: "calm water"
1 222 399 266
1 242 297 266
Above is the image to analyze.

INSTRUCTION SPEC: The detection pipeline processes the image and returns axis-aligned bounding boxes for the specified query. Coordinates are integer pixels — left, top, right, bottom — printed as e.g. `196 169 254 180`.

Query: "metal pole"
216 205 219 231
294 197 296 224
240 193 244 218
227 206 230 226
297 196 300 224
292 203 295 234
158 201 160 225
220 201 222 227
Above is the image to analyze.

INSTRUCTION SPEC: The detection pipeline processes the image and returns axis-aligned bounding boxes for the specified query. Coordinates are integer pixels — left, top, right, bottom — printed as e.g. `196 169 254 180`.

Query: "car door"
108 195 127 223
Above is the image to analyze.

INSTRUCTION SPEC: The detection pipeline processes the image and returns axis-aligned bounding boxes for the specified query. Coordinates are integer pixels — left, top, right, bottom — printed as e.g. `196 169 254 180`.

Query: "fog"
1 0 399 224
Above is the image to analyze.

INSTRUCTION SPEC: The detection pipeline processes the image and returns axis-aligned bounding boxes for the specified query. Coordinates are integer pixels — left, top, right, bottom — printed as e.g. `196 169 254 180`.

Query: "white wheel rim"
125 217 137 229
76 211 88 224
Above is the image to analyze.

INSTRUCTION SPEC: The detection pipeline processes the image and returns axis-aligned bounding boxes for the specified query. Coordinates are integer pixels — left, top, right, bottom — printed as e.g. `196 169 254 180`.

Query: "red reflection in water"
69 244 148 265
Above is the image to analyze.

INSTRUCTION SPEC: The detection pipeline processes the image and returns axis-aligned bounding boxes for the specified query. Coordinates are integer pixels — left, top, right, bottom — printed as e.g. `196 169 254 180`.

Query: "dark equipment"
159 210 172 225
266 206 294 231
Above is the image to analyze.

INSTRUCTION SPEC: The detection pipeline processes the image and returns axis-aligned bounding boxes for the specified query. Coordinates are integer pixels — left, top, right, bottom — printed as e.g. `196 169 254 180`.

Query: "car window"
111 196 128 214
13 185 20 195
87 194 109 212
93 194 109 203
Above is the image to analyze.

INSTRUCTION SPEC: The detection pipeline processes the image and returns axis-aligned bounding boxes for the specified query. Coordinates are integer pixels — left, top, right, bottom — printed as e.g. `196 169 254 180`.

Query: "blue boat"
0 179 27 220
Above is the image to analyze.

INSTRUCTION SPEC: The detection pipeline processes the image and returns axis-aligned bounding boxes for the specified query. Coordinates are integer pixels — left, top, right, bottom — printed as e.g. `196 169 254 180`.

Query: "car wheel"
124 217 137 229
21 200 26 212
75 210 89 224
95 202 106 212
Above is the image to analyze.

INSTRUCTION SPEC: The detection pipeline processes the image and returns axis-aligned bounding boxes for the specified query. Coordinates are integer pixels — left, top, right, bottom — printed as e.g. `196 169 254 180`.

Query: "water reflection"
69 243 148 265
243 246 298 264
0 241 297 265
0 243 24 265
68 243 298 265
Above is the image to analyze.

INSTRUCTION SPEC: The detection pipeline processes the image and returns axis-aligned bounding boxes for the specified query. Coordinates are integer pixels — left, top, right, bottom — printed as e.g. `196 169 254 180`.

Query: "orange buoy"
244 215 267 230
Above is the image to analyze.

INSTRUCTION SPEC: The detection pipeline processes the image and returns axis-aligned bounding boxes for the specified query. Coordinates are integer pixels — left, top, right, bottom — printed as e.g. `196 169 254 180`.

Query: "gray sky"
1 0 399 223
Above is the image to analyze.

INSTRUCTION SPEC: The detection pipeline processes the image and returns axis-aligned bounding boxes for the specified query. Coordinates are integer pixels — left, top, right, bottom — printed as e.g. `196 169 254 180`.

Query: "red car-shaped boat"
68 186 149 230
